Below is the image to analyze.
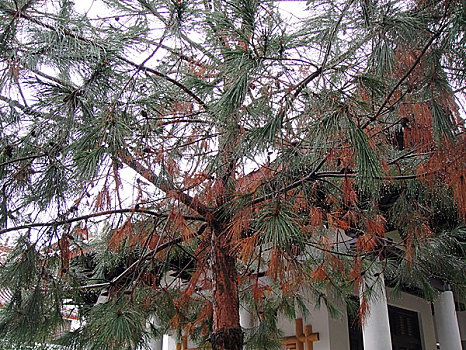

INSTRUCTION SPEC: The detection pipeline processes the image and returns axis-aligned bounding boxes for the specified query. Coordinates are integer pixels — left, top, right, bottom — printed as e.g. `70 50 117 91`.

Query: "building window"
347 301 363 350
348 304 423 350
388 305 423 350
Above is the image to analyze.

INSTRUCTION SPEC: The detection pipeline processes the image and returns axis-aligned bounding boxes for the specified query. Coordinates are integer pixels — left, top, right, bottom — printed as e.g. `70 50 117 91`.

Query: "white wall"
328 306 351 350
277 302 331 350
278 289 438 350
276 290 350 350
162 334 177 349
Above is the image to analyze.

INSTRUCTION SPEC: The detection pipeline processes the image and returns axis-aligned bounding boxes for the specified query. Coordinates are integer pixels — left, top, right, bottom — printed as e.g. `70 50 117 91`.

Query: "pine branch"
320 0 355 72
362 26 446 129
249 154 329 207
388 149 419 165
248 164 441 210
0 153 47 168
113 5 176 104
80 223 208 290
0 208 206 235
0 4 101 47
0 95 43 118
274 0 353 125
119 149 214 219
28 67 77 90
117 56 208 110
313 171 426 180
0 5 208 110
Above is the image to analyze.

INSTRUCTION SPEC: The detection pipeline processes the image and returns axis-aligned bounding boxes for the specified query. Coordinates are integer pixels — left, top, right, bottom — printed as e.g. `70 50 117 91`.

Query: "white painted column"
148 337 163 350
240 306 254 350
240 305 253 329
434 291 462 350
146 316 163 350
361 276 393 350
164 334 177 350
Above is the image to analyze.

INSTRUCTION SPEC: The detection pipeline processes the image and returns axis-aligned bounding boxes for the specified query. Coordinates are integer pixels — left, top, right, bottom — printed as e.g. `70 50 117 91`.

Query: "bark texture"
211 233 243 350
211 327 244 350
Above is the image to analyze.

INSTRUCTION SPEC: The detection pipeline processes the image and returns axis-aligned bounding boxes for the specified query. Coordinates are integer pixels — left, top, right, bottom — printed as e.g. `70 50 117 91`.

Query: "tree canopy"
0 0 465 349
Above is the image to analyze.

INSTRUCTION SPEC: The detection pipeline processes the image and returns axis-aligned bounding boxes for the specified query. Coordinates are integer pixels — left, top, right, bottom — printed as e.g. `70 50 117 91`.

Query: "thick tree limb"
119 150 214 219
0 5 213 221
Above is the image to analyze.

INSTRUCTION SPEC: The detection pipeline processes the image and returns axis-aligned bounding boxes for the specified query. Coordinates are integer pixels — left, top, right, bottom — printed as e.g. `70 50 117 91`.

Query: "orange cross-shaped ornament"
282 318 320 350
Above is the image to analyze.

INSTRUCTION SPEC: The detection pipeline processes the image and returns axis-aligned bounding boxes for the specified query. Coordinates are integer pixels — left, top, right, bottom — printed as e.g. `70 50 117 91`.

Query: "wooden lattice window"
388 305 423 350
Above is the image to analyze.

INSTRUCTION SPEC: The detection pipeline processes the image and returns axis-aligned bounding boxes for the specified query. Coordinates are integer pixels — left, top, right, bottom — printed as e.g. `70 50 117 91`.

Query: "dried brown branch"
80 223 208 290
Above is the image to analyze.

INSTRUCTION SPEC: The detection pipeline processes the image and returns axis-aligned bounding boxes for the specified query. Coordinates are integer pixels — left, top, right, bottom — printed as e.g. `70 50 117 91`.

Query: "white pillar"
148 338 163 350
164 334 177 350
361 276 393 350
146 316 163 350
434 291 462 350
240 305 253 329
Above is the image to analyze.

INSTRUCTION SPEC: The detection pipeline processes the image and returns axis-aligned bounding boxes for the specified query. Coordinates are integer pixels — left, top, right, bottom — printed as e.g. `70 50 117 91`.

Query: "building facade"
1 245 463 350
156 282 465 350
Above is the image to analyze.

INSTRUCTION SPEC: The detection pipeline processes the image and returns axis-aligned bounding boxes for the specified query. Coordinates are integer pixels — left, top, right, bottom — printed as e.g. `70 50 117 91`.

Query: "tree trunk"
211 233 243 350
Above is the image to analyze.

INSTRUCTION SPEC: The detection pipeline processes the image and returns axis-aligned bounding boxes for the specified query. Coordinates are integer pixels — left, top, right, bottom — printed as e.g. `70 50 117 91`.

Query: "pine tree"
0 0 465 349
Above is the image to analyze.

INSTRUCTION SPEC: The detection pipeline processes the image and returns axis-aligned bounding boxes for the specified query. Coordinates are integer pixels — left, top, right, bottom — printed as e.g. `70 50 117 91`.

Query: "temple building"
156 282 465 350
